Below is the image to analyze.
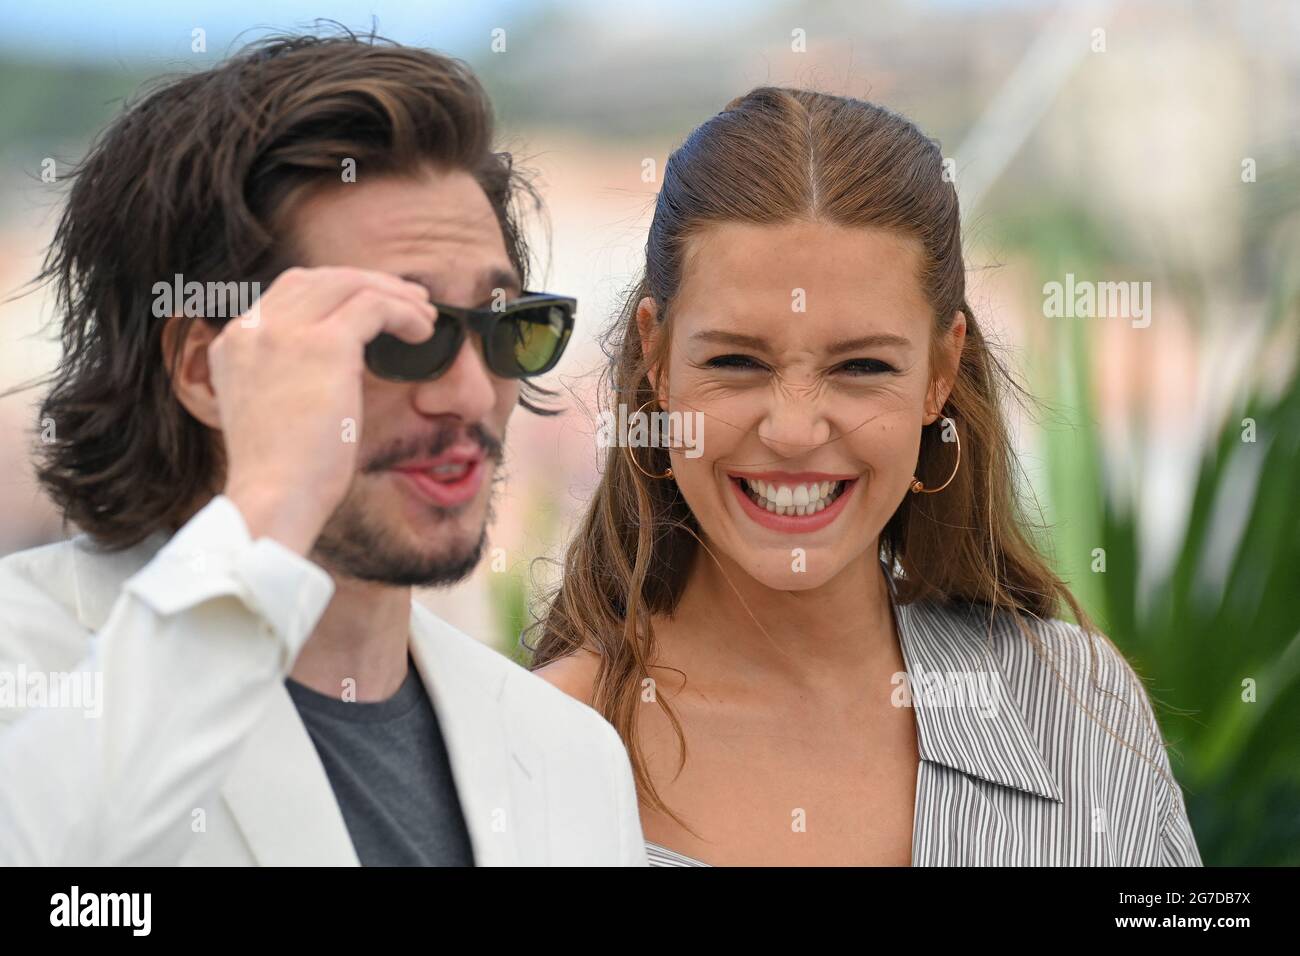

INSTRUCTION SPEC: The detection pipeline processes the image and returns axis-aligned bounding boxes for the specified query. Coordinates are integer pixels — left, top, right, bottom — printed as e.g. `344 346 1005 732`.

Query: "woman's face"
639 220 964 591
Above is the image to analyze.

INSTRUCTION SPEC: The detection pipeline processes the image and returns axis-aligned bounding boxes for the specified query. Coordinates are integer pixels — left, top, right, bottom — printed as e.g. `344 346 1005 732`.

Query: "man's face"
283 165 522 586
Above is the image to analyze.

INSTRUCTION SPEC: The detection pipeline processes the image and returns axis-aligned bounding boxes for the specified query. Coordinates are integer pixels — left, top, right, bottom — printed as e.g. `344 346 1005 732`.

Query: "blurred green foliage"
1003 207 1300 866
0 59 148 159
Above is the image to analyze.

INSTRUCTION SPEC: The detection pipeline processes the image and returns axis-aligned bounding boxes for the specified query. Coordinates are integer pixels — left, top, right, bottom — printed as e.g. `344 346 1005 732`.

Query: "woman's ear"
161 315 222 429
925 309 967 424
635 295 667 406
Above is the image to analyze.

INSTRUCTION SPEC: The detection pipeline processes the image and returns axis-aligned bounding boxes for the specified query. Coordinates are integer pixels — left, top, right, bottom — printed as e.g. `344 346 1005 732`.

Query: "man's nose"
410 334 501 424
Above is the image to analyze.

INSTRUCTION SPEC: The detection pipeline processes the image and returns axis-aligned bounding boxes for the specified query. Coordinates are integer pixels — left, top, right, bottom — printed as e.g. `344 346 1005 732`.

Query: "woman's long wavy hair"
528 87 1172 828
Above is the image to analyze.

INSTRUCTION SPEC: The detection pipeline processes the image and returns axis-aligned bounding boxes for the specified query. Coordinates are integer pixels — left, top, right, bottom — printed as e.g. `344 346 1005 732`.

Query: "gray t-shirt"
285 658 475 866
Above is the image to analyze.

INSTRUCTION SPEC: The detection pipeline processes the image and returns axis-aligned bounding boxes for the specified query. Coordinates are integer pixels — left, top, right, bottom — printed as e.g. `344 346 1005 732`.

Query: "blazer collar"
66 529 358 863
67 527 542 865
70 529 169 632
220 601 548 867
884 567 1063 804
219 687 361 865
408 602 544 866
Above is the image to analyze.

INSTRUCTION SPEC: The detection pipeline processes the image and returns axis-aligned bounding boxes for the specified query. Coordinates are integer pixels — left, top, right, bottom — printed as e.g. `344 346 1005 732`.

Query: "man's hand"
213 266 436 554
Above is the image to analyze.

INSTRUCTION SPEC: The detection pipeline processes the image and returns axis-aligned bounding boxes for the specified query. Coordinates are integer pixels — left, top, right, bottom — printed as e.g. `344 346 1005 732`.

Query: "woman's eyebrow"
690 329 911 354
689 330 771 352
825 332 911 356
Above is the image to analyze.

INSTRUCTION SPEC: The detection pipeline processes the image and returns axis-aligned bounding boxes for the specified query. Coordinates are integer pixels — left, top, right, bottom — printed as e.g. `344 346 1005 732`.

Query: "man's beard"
310 424 504 587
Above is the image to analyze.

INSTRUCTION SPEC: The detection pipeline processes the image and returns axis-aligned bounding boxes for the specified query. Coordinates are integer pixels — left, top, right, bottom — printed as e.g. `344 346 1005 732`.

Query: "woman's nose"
755 388 832 457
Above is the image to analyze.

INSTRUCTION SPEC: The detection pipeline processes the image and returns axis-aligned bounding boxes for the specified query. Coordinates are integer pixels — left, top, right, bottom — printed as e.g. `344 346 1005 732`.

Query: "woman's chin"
732 550 851 592
760 570 840 592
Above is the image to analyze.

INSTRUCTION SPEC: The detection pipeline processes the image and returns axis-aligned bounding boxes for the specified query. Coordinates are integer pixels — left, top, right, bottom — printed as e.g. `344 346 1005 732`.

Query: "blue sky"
0 0 1035 63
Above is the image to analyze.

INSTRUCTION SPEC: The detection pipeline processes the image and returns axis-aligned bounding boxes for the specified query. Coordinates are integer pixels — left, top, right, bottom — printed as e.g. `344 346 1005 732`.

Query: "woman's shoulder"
908 596 1201 864
912 597 1173 770
531 646 603 709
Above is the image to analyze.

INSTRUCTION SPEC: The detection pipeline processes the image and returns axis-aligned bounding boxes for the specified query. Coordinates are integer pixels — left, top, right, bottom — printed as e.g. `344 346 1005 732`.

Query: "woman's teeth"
738 477 847 516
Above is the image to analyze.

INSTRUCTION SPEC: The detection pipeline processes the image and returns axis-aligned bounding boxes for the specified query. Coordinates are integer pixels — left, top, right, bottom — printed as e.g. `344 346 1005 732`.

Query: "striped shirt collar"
884 568 1064 804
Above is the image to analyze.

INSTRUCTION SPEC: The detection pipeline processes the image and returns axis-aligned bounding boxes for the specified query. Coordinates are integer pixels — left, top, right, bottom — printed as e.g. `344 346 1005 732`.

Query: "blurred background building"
1 0 1296 863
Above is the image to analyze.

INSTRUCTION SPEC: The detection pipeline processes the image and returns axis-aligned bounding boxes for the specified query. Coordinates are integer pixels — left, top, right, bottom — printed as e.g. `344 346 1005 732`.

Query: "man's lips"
388 441 487 471
390 446 488 507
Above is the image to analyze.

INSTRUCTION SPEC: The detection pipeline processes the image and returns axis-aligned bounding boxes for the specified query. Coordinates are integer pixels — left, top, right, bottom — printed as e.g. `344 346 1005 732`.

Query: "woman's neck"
659 541 900 689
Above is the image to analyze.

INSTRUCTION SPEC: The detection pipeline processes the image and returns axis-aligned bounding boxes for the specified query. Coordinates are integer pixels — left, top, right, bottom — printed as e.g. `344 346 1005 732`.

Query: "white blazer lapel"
218 685 359 865
68 533 536 866
409 603 545 866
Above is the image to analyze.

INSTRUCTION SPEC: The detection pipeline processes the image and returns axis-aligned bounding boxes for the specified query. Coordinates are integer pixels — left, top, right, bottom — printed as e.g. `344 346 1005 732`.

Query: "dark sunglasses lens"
365 322 461 381
491 304 571 376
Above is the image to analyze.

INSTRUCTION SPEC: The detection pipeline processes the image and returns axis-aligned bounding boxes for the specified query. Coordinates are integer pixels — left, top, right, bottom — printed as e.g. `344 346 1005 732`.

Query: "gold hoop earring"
623 398 674 480
910 415 960 494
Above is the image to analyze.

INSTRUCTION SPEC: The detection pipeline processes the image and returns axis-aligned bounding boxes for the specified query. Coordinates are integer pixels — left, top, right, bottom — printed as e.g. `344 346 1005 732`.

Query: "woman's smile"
725 469 860 533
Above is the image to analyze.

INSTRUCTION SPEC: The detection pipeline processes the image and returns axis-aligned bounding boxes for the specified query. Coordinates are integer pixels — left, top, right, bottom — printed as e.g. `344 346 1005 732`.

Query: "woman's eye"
705 354 765 370
839 358 897 376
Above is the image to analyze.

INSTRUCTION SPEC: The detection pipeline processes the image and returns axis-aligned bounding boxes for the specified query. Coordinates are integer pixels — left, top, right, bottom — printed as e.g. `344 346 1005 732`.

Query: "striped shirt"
646 570 1203 866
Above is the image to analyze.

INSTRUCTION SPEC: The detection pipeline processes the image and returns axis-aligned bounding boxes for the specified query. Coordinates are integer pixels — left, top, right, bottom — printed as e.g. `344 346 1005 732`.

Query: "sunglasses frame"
365 291 576 383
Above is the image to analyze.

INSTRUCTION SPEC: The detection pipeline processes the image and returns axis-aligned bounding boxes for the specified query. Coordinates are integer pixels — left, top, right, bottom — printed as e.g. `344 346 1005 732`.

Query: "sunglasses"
364 292 576 382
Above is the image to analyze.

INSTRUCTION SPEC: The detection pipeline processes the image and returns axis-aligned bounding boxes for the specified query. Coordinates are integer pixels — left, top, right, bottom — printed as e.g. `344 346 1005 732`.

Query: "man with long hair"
0 30 645 866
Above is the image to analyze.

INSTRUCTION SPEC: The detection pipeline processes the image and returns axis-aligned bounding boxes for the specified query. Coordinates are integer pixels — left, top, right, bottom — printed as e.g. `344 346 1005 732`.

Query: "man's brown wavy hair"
19 26 550 550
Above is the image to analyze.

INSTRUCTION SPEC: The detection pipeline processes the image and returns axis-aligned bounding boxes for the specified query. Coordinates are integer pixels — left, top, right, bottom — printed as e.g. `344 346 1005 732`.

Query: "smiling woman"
528 87 1202 867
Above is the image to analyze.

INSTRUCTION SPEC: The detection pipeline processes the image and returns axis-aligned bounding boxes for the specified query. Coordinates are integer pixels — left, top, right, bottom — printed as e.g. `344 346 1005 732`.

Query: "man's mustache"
362 423 504 473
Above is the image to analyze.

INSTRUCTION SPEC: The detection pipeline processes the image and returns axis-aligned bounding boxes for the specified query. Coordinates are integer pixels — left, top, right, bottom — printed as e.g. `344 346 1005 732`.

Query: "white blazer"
0 496 647 866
